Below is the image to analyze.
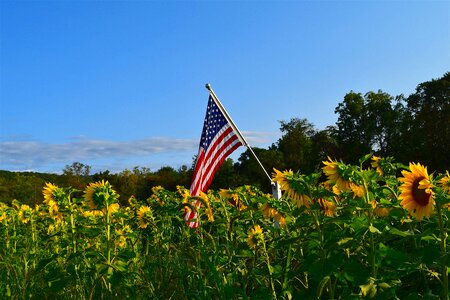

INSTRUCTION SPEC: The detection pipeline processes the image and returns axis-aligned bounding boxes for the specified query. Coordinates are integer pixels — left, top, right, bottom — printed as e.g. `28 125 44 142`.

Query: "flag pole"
205 83 273 183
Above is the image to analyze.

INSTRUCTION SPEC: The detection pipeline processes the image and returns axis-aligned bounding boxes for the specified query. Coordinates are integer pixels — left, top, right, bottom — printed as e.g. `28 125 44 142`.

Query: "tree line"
1 72 448 206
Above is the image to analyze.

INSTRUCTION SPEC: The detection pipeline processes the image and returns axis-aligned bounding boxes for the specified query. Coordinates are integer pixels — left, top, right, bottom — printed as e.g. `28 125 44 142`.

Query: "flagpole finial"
205 83 211 91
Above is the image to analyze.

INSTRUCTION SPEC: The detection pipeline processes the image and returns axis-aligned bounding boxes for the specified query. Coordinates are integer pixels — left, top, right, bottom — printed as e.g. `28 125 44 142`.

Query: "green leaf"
421 235 440 242
389 227 413 237
118 248 136 260
351 216 369 235
275 237 301 248
436 252 450 267
337 237 353 246
359 153 373 165
49 277 69 292
343 260 370 285
108 269 124 286
369 225 381 234
360 278 377 298
272 264 283 278
317 276 330 299
235 250 254 258
35 256 55 273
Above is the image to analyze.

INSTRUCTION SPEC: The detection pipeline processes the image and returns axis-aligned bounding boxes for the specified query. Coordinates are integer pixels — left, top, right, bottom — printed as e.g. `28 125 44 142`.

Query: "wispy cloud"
0 137 196 166
0 131 278 172
241 131 280 145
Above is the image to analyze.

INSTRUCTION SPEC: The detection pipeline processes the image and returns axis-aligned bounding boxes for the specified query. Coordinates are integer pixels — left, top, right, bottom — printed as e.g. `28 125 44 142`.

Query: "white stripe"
201 138 241 191
200 134 239 189
189 149 204 194
190 124 232 194
202 125 235 171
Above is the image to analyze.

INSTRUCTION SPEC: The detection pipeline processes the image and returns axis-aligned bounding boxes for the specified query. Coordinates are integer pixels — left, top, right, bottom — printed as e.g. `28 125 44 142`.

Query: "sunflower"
350 183 366 199
108 203 120 214
260 203 286 227
371 155 383 176
177 185 190 205
42 183 61 214
247 225 263 249
84 180 118 210
272 168 294 189
371 200 391 217
43 183 58 204
152 185 166 206
84 181 105 209
18 204 32 224
322 157 351 191
114 227 128 248
115 235 127 248
317 198 336 217
82 209 103 219
399 162 435 220
438 171 450 193
220 189 247 211
272 169 312 207
0 204 6 222
137 205 153 229
127 195 138 208
245 185 257 196
199 192 214 222
374 207 391 217
260 203 277 218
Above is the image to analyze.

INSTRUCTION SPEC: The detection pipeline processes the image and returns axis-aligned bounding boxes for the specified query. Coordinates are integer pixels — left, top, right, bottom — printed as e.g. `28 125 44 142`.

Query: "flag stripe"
185 95 243 228
190 125 235 193
191 125 239 195
201 138 241 191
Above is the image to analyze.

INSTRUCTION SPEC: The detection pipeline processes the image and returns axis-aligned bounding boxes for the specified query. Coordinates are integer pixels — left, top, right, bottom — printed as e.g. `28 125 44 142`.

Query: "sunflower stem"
436 202 448 300
105 201 112 293
69 196 77 254
282 243 292 293
262 237 278 300
363 179 377 278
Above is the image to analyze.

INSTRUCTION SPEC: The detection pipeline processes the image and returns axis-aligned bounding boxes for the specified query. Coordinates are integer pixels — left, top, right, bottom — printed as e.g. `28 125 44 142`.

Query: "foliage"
403 72 450 172
1 156 449 299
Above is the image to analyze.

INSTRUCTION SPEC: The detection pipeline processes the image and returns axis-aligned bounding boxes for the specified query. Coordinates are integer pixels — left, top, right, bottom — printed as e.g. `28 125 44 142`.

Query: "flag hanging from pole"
184 95 243 228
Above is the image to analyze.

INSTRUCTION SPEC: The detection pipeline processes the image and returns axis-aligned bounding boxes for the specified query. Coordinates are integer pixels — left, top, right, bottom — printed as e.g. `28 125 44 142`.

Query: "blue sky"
1 0 449 174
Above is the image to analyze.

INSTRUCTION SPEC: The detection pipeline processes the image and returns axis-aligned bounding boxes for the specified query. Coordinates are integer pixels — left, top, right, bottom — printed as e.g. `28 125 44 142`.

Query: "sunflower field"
0 155 449 299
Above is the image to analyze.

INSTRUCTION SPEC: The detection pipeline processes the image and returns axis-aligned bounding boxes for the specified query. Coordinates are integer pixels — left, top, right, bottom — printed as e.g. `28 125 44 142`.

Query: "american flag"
184 95 243 228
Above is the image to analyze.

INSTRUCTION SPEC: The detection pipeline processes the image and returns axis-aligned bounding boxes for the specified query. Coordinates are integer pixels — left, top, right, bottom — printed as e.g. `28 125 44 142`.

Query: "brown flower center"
412 176 431 206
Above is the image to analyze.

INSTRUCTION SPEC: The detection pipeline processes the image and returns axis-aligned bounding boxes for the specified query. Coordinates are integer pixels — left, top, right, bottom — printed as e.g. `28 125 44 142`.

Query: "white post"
271 181 282 200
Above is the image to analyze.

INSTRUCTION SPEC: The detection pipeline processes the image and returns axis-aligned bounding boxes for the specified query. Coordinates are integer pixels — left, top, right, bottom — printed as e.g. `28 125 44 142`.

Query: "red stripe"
200 133 239 190
190 150 205 195
201 140 241 191
190 127 237 195
185 124 242 226
202 128 236 169
191 149 205 184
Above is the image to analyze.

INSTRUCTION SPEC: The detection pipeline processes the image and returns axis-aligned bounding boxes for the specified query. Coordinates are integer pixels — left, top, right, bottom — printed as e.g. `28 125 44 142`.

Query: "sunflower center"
412 176 431 206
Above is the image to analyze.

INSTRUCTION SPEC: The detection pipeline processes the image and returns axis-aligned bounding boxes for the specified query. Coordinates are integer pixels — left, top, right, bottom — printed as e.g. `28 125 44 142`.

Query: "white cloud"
0 131 278 172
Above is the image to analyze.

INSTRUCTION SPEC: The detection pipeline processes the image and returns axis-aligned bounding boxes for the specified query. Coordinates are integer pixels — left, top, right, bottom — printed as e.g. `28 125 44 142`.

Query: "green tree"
62 162 92 190
364 91 396 154
334 90 408 163
334 92 371 163
209 158 241 190
150 166 181 191
277 118 316 172
235 146 285 192
404 72 450 171
310 127 339 170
